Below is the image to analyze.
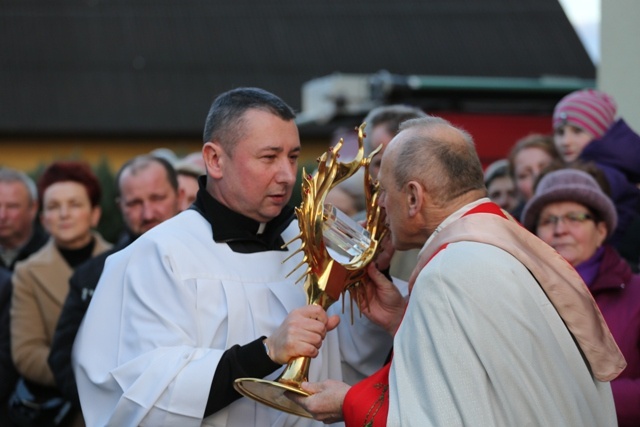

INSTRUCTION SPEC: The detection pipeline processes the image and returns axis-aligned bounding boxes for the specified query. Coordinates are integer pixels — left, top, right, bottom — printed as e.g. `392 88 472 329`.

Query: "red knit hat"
552 89 617 139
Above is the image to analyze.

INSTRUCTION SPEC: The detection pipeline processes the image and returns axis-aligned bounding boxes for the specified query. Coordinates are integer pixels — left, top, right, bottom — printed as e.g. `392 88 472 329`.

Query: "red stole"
342 202 506 427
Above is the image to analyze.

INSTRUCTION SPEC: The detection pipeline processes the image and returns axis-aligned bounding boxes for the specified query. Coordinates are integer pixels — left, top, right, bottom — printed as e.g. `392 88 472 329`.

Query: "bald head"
385 116 485 207
377 116 486 248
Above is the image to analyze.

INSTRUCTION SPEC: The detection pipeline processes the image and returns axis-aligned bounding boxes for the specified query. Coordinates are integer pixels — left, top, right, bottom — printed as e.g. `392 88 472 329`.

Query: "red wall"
437 112 553 168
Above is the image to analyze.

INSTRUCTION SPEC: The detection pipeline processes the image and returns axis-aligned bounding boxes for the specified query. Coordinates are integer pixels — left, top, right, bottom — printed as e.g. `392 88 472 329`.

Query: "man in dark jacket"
48 155 184 407
0 168 47 423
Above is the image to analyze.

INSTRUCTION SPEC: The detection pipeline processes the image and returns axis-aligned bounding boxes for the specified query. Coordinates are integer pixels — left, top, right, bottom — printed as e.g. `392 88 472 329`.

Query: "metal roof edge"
400 74 596 93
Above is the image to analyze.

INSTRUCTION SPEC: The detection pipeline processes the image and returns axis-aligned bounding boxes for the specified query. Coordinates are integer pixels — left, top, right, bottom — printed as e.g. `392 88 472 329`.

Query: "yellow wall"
0 137 202 172
0 137 330 173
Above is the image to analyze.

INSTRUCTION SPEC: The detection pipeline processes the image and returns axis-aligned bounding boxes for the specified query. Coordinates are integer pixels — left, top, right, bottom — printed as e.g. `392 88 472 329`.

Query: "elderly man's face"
0 181 37 249
376 143 412 251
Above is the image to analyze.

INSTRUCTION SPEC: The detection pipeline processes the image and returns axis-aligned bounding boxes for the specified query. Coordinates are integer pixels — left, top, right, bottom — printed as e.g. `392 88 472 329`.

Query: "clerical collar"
191 176 295 253
257 222 266 234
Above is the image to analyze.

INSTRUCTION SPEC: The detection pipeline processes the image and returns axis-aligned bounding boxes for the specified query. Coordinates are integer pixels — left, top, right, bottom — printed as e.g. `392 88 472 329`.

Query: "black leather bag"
7 378 72 427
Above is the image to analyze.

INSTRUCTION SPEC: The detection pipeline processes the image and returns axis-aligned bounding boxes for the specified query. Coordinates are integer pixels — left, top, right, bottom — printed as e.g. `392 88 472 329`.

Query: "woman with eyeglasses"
521 168 640 427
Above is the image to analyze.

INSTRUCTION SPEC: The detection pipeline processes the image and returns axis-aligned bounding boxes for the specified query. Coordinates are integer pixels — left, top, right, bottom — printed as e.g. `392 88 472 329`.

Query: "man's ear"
405 180 424 217
202 142 224 179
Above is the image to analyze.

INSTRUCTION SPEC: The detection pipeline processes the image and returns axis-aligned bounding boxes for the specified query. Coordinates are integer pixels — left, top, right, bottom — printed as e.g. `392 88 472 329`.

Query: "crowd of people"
0 151 203 426
0 86 637 426
487 89 640 272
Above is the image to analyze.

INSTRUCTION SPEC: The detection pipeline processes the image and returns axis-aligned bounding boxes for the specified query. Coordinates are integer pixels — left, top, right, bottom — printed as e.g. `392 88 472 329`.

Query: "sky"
558 0 600 63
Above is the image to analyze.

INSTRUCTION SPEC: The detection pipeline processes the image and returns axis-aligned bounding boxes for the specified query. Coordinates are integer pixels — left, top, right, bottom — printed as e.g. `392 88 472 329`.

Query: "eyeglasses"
537 211 594 228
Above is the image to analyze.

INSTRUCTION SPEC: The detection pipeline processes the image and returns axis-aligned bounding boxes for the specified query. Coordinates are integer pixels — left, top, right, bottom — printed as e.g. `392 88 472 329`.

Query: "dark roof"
0 0 593 136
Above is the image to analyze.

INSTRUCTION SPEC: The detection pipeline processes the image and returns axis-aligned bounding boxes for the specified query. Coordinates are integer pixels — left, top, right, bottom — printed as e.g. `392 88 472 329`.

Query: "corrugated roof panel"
0 0 593 134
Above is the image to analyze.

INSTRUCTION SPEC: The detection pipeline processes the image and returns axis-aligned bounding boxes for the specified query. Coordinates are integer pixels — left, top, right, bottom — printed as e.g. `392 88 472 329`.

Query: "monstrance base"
234 378 312 418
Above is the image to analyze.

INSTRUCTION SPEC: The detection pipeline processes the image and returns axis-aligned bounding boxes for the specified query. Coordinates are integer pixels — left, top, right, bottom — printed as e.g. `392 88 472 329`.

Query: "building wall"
0 138 200 172
1 110 555 176
0 137 329 174
599 0 640 131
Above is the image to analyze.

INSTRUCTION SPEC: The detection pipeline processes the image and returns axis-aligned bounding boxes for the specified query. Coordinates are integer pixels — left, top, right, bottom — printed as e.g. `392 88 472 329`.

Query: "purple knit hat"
521 169 617 237
553 89 617 139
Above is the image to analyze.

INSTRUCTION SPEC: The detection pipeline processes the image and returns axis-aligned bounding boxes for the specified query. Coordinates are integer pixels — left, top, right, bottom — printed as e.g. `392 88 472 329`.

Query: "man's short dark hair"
202 87 296 155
